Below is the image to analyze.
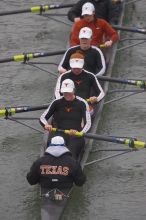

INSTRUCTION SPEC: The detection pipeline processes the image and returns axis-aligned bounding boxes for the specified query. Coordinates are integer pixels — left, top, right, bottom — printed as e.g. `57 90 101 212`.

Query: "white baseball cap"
79 27 93 39
45 136 65 153
69 58 84 68
82 2 95 16
60 79 75 93
50 136 65 146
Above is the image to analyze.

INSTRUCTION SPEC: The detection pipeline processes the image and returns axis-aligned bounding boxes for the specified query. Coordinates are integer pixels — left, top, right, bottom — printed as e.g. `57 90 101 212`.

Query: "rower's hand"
104 40 113 48
74 17 80 23
89 96 98 104
44 124 52 132
69 129 78 135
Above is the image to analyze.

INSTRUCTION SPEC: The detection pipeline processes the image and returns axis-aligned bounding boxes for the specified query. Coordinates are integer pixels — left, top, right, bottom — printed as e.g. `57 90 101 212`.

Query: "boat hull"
41 188 70 220
40 1 126 219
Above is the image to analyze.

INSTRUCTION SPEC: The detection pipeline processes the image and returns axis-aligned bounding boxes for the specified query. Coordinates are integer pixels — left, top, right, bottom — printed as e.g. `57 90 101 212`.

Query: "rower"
26 136 86 191
55 52 105 107
70 2 119 47
67 0 122 24
40 79 91 159
58 27 106 76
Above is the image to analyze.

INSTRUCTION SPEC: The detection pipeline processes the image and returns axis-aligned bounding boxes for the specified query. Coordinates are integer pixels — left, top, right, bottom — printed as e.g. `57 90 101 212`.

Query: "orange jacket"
70 18 119 47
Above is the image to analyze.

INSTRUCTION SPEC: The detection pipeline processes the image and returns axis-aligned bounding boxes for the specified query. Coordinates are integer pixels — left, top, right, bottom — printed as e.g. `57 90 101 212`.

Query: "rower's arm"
54 74 62 99
39 100 56 128
26 160 40 185
92 46 106 76
79 99 91 133
70 22 81 46
67 0 83 22
103 19 119 43
93 76 105 102
58 48 72 74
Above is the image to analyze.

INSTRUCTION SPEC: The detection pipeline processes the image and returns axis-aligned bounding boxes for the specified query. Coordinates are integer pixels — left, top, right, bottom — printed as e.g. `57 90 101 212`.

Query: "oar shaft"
14 104 49 113
97 75 146 88
84 133 146 149
0 50 66 64
0 104 49 117
84 133 115 143
0 3 74 16
49 3 74 9
113 25 146 34
0 9 30 16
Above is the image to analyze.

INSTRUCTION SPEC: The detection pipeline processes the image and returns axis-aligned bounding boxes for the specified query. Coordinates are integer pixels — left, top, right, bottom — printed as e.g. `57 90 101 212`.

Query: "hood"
45 146 70 157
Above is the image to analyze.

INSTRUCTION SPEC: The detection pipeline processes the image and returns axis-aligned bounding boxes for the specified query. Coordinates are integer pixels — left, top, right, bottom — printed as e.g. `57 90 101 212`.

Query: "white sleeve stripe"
55 74 62 99
76 96 91 133
39 99 62 126
83 70 105 102
91 46 106 76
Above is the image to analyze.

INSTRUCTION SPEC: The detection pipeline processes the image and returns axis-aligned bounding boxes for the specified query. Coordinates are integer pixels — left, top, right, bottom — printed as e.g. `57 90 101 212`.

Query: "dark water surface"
0 1 146 220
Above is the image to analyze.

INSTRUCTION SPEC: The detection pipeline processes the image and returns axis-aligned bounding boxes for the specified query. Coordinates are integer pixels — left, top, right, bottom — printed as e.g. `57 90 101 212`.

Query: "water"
0 0 146 220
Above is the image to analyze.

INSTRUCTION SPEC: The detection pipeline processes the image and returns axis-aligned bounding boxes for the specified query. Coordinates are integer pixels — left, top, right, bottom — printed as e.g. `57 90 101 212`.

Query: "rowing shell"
40 1 126 220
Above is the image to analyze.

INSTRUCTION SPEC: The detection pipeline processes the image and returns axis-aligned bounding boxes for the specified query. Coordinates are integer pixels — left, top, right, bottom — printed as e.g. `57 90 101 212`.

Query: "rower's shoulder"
61 70 72 78
51 97 64 104
74 18 87 27
90 45 103 53
66 45 81 53
83 69 96 77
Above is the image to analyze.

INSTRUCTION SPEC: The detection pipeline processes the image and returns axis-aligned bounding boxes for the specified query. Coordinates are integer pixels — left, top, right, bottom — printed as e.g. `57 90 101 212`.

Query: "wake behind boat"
40 1 126 220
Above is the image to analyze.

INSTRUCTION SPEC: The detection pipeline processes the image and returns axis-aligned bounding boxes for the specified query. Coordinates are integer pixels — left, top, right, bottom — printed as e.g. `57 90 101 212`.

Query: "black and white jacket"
55 69 105 102
58 45 106 76
40 96 91 133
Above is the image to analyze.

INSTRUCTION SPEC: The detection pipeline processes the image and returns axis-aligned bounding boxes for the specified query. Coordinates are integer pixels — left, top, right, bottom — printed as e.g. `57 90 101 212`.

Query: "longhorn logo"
64 83 69 87
75 80 82 85
65 107 73 113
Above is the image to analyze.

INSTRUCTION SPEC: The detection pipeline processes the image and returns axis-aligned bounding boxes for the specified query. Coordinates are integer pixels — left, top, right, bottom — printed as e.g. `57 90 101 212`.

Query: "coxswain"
67 0 122 24
55 52 105 107
40 79 91 159
70 2 119 47
26 136 86 190
58 27 106 76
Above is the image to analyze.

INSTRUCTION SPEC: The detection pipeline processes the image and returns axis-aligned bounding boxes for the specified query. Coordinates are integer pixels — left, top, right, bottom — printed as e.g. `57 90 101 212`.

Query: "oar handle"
99 44 106 48
52 128 84 137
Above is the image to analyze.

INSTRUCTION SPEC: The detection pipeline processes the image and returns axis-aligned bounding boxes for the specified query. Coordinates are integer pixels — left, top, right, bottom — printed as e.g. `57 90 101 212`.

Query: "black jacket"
58 45 106 76
68 0 122 24
26 146 86 189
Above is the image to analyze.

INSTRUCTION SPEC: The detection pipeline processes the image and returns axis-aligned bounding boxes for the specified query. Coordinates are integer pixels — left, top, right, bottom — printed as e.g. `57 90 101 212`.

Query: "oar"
0 3 74 16
0 104 50 117
112 25 146 34
120 37 146 42
0 50 66 64
97 75 146 89
0 46 106 64
51 128 146 149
